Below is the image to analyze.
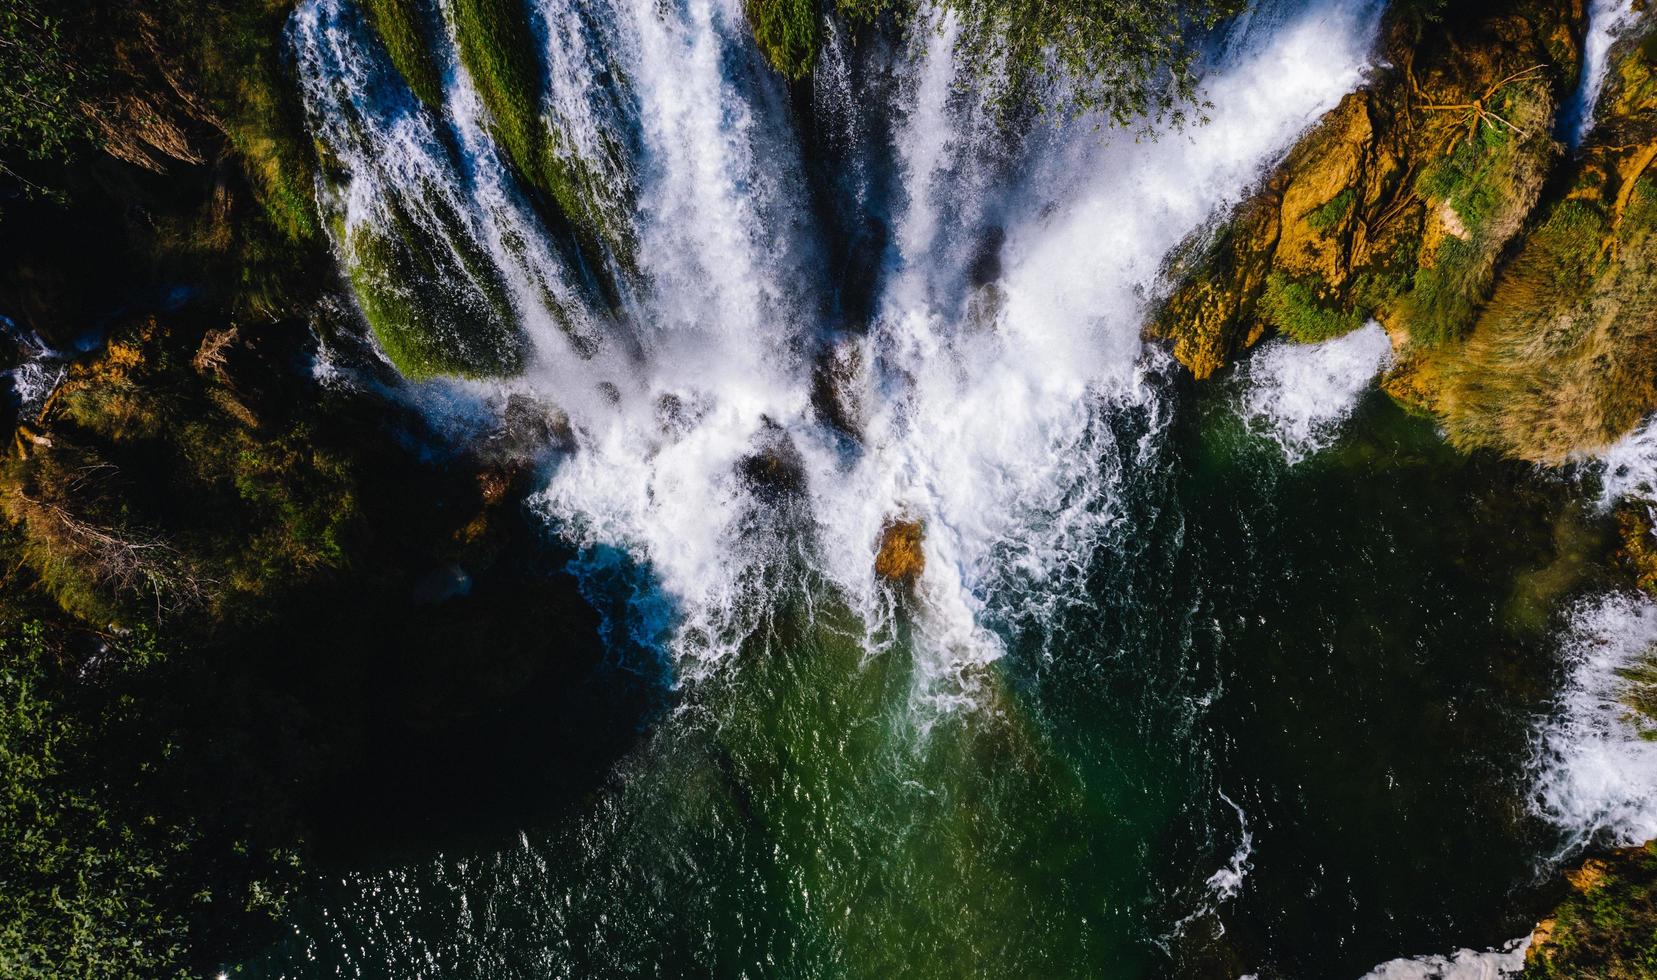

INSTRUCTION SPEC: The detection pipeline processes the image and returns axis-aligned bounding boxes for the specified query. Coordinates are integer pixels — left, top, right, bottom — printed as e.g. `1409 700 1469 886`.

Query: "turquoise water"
239 374 1607 978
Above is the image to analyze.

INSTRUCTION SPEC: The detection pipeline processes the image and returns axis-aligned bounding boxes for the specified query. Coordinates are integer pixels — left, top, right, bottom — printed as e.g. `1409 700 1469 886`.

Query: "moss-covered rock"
361 0 447 110
1152 0 1583 371
1430 22 1657 462
1525 843 1657 979
448 0 636 292
340 184 526 380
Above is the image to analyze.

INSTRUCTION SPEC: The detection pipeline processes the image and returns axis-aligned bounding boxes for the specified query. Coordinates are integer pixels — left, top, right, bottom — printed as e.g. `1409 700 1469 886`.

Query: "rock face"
874 518 925 586
1153 0 1584 375
1524 842 1657 978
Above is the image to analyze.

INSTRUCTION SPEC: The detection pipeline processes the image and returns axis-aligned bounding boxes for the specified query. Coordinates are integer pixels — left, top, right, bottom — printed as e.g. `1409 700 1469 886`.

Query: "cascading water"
294 0 1383 687
252 1 1657 976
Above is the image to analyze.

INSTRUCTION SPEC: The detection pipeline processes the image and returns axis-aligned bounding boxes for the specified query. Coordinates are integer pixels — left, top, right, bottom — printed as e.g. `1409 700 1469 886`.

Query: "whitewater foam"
1240 321 1394 465
1531 592 1657 850
1358 937 1530 980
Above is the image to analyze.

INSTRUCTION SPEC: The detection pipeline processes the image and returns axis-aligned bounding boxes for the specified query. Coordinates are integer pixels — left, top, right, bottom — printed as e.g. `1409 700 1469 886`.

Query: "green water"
241 379 1608 978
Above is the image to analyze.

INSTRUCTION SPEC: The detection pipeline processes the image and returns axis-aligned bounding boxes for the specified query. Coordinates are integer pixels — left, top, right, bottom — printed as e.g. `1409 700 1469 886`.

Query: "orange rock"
874 519 925 586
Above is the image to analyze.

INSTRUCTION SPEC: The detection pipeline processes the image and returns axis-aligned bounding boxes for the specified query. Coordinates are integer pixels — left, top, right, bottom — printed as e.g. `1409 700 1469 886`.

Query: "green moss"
447 0 634 292
361 0 446 110
450 0 543 185
746 0 822 79
1307 187 1356 233
1259 271 1365 343
346 218 525 380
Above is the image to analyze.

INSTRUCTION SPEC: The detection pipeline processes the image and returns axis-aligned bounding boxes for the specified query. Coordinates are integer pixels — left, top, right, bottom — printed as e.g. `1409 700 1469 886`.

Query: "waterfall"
292 0 1385 698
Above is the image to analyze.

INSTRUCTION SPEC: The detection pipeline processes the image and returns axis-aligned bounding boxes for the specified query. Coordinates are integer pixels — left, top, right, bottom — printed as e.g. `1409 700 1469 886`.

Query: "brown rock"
874 519 925 586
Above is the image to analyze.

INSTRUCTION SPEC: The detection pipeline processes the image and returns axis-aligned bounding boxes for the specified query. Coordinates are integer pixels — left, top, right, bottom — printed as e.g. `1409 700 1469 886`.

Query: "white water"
293 0 1384 707
1596 413 1657 507
1358 937 1530 980
1532 592 1657 849
1240 320 1393 464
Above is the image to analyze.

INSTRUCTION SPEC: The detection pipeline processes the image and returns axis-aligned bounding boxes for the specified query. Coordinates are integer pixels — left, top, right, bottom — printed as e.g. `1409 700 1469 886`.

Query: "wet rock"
738 418 806 499
485 393 574 462
874 518 924 587
810 336 867 437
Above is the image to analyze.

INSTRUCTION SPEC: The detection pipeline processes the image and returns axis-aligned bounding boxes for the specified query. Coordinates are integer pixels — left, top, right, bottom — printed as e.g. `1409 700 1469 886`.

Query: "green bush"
0 624 190 979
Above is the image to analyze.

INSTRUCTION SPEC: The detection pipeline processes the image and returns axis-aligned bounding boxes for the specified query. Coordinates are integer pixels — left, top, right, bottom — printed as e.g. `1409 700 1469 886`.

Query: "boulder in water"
874 519 925 587
738 418 807 499
811 337 866 437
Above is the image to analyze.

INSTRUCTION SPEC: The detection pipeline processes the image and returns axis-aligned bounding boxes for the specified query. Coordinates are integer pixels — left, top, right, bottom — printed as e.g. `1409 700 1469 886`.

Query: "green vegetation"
150 0 323 244
747 0 823 79
1306 187 1355 233
1259 271 1365 343
0 1 99 191
947 0 1247 122
1523 844 1657 979
361 0 446 110
343 187 526 380
0 621 295 979
744 0 1244 124
1 624 188 978
1389 71 1556 347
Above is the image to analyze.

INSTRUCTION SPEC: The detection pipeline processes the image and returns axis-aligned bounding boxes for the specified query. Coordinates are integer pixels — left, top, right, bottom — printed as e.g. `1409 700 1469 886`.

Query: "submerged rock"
874 518 924 587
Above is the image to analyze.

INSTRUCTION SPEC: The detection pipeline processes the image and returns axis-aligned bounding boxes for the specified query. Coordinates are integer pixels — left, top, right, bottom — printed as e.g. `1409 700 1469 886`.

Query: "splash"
1531 592 1657 850
1240 320 1393 464
1358 937 1530 980
1595 412 1657 507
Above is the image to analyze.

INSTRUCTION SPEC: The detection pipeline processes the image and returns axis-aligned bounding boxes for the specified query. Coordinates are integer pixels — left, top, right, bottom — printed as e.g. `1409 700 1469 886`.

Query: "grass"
1259 271 1365 343
1435 181 1657 463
